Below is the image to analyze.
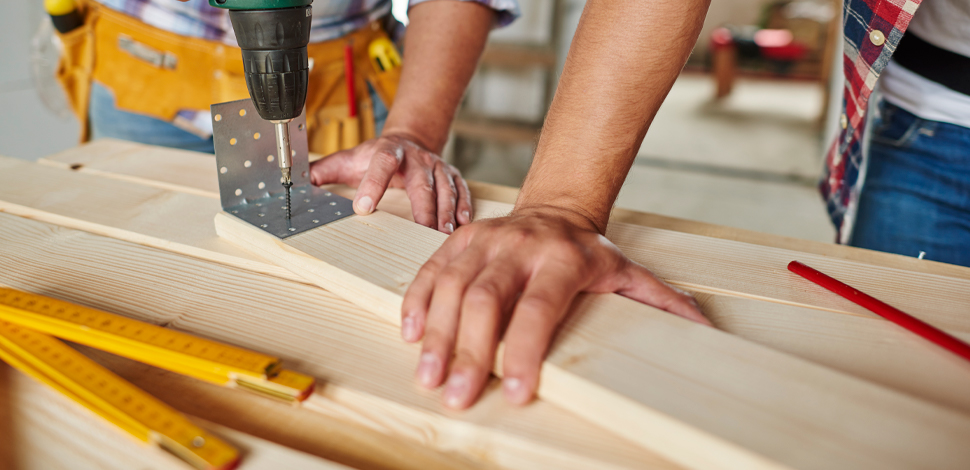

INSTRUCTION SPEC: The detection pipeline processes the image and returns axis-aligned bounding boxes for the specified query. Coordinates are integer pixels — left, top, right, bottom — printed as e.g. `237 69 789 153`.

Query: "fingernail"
462 210 470 222
402 316 418 342
443 372 470 408
503 377 530 405
416 353 440 388
355 196 374 214
445 222 454 233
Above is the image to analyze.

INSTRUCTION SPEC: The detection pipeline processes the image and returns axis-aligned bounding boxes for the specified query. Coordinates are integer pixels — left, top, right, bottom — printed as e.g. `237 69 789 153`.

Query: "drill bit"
274 120 294 219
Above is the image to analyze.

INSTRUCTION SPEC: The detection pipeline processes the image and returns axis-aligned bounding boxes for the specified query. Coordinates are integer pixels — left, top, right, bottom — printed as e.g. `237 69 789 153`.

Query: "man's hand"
400 206 711 409
309 134 472 233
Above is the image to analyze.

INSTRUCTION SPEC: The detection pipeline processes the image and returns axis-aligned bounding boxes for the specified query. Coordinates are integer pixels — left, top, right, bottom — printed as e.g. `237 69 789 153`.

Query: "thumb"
615 262 712 326
309 149 357 186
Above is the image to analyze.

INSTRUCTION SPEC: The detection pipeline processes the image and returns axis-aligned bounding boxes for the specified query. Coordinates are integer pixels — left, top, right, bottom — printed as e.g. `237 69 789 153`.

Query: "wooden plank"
215 207 970 470
15 150 970 462
1 363 354 470
38 140 970 281
0 213 677 470
688 290 970 414
7 156 970 415
26 150 970 333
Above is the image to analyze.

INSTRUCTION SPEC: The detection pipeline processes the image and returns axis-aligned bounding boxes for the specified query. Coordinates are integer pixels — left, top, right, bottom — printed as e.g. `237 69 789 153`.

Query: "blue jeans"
849 99 970 267
88 81 389 154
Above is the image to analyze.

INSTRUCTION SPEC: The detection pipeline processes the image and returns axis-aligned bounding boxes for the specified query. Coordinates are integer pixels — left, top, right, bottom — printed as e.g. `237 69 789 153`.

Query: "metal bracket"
212 98 354 239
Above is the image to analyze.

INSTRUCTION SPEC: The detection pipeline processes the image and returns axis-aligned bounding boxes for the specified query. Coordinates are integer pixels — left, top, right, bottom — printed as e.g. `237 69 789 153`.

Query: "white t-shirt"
879 0 970 129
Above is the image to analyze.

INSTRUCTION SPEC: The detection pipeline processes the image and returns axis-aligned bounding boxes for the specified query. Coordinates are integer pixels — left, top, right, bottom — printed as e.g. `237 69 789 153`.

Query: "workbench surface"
1 139 968 470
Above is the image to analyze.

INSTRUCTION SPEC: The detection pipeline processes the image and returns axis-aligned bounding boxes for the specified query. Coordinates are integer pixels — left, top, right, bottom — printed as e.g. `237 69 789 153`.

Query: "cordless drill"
210 0 313 218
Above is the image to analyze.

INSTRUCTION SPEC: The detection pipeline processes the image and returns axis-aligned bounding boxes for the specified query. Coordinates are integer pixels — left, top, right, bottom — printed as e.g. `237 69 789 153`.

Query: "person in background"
55 0 519 233
398 0 970 412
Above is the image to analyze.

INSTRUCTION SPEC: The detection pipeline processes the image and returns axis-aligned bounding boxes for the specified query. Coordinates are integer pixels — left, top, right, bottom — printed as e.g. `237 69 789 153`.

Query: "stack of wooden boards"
0 138 968 470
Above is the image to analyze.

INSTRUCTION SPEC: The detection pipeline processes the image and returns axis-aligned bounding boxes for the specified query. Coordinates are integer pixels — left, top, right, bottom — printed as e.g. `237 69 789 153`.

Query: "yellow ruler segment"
0 288 314 402
0 321 240 470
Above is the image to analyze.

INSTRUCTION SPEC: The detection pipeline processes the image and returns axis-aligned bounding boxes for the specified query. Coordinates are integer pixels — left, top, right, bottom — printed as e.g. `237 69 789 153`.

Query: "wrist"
511 201 606 234
382 114 449 154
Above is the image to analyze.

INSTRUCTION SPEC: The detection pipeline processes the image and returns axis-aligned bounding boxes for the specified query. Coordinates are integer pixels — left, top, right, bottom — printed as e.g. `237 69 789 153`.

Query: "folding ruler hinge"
212 98 354 239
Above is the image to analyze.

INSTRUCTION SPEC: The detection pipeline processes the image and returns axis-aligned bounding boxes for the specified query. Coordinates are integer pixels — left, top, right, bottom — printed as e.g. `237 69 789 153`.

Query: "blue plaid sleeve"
409 0 520 27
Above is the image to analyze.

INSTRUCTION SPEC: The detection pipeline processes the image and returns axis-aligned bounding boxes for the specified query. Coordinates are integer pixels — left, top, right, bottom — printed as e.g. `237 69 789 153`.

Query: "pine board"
39 139 970 281
5 150 968 466
0 213 676 470
26 148 970 334
215 207 970 470
6 155 970 416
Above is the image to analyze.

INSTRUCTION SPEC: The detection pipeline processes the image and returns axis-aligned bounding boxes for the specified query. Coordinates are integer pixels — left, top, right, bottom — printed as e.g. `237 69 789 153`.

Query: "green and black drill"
209 0 313 218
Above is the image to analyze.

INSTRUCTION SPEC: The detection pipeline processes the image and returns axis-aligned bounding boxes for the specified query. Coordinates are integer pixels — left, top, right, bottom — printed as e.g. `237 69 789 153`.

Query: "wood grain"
8 155 970 415
472 199 970 335
0 213 677 470
38 139 970 281
216 208 970 470
29 148 970 334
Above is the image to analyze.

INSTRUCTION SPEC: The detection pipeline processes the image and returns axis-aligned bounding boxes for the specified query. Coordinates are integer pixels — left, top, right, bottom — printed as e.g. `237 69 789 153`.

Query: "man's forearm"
382 1 495 154
516 0 710 232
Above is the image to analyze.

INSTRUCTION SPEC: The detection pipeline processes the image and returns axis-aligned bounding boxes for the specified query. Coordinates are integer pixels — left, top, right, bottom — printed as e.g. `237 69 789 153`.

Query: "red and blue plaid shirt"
821 0 923 242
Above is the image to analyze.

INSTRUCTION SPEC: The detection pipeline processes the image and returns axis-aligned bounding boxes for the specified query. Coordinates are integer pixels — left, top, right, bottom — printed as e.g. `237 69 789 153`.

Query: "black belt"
892 31 970 96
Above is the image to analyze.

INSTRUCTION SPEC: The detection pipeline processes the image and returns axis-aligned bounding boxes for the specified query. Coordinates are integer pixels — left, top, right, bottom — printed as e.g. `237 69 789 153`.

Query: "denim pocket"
870 101 934 148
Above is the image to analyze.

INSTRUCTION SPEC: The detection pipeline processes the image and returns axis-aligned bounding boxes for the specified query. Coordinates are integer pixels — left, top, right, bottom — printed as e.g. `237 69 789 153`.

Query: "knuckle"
434 268 467 291
517 295 558 319
421 325 455 349
455 346 489 369
464 283 502 306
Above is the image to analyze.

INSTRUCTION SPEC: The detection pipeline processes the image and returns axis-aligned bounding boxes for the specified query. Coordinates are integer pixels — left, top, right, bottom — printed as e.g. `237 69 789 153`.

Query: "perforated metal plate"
212 98 354 239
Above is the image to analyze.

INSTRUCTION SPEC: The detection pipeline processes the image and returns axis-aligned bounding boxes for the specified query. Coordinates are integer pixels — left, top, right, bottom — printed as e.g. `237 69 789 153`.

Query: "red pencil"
344 43 357 118
788 260 970 363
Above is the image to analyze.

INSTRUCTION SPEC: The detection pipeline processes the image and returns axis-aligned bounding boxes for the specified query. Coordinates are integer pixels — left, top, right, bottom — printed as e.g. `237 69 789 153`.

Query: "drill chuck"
228 5 312 122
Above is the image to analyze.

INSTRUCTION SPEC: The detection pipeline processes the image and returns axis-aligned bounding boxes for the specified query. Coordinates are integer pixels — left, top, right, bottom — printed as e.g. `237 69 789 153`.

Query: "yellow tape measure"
0 288 320 469
0 288 315 402
0 322 240 470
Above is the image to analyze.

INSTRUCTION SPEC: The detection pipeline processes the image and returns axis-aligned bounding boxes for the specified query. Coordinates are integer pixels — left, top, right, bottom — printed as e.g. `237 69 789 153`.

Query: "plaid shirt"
821 0 923 243
96 0 519 45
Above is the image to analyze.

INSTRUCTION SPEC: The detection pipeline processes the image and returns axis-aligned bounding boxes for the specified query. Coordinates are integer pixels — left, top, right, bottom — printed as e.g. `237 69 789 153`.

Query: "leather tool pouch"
54 1 98 142
55 4 400 154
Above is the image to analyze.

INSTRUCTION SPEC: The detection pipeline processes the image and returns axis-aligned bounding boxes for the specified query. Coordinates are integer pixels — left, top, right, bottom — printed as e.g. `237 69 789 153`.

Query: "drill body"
210 0 313 217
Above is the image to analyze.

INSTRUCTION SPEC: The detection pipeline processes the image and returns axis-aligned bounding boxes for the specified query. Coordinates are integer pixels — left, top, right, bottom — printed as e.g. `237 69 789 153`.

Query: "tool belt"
55 0 401 154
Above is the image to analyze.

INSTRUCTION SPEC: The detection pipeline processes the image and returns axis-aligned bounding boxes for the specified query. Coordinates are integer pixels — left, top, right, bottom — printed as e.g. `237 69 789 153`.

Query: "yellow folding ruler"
0 288 317 470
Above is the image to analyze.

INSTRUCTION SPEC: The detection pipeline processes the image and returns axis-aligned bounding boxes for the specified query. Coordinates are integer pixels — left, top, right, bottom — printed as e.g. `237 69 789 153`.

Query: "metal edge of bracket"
212 98 354 239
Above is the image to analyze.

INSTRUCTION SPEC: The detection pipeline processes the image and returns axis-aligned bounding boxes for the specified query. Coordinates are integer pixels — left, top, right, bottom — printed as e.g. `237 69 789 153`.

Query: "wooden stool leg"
712 46 737 99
